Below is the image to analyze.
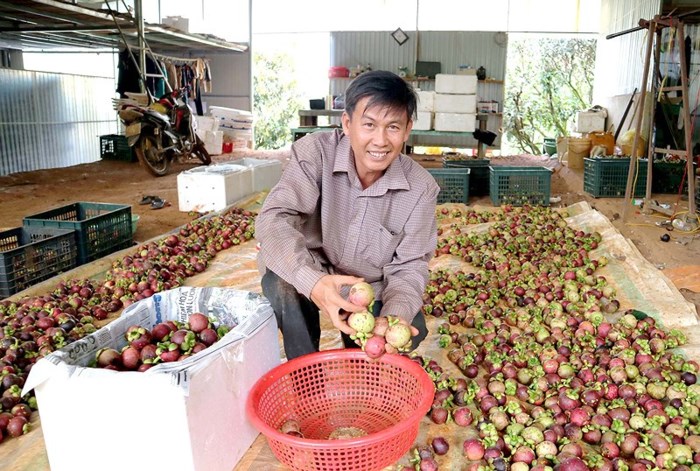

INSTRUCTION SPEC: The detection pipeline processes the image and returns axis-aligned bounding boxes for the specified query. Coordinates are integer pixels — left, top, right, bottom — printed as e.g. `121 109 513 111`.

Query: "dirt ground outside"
1 149 698 312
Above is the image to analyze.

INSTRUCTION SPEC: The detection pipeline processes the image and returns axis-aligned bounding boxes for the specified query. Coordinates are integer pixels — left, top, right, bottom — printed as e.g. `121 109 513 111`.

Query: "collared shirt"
256 129 439 322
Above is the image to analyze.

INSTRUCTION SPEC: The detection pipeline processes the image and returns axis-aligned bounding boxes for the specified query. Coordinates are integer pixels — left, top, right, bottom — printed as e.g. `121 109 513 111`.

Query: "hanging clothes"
166 61 178 92
116 49 140 97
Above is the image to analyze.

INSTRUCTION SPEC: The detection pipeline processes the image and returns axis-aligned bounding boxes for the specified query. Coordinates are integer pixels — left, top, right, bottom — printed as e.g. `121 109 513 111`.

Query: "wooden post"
678 21 697 215
622 18 656 222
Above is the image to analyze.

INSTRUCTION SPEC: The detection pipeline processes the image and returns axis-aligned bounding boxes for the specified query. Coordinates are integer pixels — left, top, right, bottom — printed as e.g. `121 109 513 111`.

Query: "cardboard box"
416 90 435 112
434 112 477 132
434 93 476 113
456 67 477 76
177 164 253 212
576 110 606 133
236 158 283 192
23 287 281 471
413 111 433 130
435 74 477 94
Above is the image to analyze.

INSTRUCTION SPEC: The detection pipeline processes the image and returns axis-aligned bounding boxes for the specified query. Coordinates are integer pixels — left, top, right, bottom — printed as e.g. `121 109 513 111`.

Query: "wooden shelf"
329 76 503 84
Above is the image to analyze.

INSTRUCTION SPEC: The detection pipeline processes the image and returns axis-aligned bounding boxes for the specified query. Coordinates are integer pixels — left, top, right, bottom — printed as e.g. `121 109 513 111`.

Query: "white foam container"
434 112 477 132
236 158 283 192
177 164 253 212
416 90 435 112
434 93 476 113
435 74 478 94
413 111 433 130
23 287 280 471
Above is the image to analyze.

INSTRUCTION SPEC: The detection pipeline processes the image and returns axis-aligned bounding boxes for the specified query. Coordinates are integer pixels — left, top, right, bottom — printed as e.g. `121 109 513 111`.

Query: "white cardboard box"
576 110 606 133
416 90 435 112
434 112 477 132
23 287 280 471
434 93 476 113
435 74 478 94
177 164 253 212
236 158 283 192
413 111 433 130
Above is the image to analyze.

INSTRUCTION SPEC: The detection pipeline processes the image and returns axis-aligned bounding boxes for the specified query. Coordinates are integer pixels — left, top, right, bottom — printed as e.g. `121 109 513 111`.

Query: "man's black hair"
344 70 417 121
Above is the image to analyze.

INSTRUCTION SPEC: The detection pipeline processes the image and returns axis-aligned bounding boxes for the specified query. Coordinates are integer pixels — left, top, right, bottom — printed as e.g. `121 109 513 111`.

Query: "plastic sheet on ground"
5 198 699 471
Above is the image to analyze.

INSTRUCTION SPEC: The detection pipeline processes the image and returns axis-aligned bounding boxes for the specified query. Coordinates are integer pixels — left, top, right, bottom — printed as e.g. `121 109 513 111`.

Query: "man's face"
341 97 413 187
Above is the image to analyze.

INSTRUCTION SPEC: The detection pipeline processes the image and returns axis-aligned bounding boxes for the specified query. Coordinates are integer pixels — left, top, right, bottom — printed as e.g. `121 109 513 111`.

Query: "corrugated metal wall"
0 68 117 176
201 50 252 111
330 31 507 149
594 0 661 99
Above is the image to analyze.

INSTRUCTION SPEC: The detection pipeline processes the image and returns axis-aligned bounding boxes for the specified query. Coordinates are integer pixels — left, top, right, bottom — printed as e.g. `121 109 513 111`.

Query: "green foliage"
504 37 596 155
253 52 302 149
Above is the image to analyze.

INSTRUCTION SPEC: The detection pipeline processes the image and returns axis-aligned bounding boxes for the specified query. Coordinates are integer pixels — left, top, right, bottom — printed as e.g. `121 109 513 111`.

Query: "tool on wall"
617 13 698 231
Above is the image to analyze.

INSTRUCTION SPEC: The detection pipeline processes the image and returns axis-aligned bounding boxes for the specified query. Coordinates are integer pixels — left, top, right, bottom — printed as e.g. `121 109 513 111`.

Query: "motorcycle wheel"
135 132 171 177
192 137 211 165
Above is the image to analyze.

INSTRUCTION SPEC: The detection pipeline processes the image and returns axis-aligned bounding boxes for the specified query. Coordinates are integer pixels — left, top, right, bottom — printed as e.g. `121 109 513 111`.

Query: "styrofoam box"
434 112 477 132
204 130 223 156
434 93 476 113
236 158 282 192
416 90 435 112
435 74 477 94
22 287 281 471
163 15 189 32
413 111 433 130
177 164 253 212
194 116 218 138
576 111 606 133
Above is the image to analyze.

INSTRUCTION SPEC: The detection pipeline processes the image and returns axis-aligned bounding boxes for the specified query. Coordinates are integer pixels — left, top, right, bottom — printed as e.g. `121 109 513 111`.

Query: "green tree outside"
503 37 596 155
253 52 302 149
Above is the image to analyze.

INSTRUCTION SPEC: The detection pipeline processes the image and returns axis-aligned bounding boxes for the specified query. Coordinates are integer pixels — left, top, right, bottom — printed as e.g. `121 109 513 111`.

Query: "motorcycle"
117 88 211 176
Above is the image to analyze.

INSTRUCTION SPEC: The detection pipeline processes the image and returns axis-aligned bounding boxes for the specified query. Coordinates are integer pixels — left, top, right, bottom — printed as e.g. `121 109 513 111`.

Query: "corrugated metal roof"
0 0 247 53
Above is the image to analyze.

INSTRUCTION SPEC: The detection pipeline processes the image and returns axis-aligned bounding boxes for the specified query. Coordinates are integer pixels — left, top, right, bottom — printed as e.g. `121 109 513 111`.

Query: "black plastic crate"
23 202 132 265
696 176 700 214
0 226 78 298
100 134 136 162
443 158 490 196
489 166 552 206
583 158 647 198
651 161 697 194
428 168 470 204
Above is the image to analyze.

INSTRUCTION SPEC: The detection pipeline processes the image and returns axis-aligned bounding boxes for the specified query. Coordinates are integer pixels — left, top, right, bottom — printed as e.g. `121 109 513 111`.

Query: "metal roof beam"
0 24 131 32
0 2 84 26
29 0 125 22
145 25 247 52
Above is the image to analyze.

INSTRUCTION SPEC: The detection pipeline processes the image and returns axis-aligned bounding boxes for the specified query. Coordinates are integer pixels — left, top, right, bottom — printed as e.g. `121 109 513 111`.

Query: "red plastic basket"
246 350 435 471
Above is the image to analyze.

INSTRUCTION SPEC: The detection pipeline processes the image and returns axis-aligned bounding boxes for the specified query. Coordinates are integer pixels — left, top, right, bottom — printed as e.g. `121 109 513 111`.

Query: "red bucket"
246 350 434 471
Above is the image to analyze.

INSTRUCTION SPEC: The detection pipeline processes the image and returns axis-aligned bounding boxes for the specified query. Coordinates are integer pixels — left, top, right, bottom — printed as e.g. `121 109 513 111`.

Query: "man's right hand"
310 275 366 336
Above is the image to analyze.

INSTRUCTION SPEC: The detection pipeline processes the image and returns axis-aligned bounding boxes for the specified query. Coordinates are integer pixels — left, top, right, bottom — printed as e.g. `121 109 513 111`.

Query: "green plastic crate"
0 226 78 298
443 158 490 196
583 158 647 198
489 166 552 206
428 168 470 204
651 161 697 194
100 134 136 162
23 202 132 265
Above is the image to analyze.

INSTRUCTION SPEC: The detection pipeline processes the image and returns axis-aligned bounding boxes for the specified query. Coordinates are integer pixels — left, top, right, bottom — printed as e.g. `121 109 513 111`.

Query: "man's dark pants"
261 269 428 360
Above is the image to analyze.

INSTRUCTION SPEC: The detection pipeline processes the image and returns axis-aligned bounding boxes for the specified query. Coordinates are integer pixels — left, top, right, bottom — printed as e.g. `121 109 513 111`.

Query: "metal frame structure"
0 0 248 53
